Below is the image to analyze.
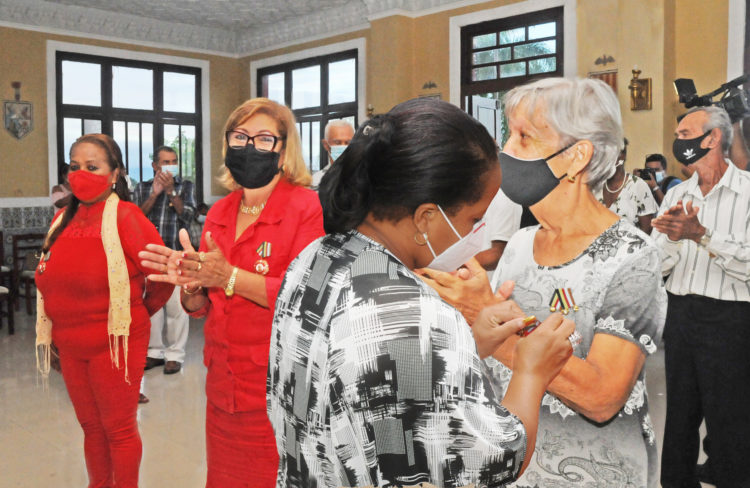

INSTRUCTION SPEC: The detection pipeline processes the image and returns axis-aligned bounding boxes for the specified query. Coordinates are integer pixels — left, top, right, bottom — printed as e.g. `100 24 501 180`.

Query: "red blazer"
191 179 324 413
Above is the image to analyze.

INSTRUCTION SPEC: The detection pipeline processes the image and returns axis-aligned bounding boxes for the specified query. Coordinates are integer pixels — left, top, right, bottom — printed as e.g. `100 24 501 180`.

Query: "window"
56 52 203 201
461 7 564 144
258 50 357 172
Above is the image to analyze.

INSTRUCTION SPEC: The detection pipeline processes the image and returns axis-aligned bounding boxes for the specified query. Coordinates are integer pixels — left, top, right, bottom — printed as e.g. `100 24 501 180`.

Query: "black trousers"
661 293 750 488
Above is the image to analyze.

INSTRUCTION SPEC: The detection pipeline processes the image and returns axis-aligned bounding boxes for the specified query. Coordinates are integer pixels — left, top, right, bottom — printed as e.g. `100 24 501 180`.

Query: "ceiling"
0 0 467 56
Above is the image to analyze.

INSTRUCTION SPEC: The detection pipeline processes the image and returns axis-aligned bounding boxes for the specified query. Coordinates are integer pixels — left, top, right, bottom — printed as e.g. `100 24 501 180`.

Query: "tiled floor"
0 310 713 487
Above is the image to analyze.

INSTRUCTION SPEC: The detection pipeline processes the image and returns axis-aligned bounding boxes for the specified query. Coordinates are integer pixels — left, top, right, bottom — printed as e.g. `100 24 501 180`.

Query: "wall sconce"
628 66 652 111
366 104 374 118
422 80 437 90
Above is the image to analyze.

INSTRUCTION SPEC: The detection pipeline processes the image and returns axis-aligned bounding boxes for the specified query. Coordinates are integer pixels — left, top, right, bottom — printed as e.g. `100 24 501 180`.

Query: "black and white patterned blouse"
268 231 527 488
488 219 667 488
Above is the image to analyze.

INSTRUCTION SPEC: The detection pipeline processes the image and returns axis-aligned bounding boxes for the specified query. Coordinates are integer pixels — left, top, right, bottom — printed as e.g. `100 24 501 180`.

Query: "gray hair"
324 119 355 141
684 105 733 153
504 77 624 192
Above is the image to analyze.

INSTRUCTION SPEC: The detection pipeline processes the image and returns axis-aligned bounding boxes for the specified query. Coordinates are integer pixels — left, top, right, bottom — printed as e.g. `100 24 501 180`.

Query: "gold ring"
199 252 206 262
197 262 202 271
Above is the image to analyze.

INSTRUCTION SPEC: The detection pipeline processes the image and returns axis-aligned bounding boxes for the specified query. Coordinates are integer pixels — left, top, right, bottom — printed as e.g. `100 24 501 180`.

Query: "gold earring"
414 232 427 246
567 174 576 183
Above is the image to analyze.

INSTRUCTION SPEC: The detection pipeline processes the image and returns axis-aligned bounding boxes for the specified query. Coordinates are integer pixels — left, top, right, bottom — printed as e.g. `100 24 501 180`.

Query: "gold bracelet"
183 285 203 295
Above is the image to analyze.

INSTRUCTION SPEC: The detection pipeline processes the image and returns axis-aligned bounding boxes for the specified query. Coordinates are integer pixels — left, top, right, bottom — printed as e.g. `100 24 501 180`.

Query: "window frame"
460 6 565 112
257 49 358 172
55 51 203 201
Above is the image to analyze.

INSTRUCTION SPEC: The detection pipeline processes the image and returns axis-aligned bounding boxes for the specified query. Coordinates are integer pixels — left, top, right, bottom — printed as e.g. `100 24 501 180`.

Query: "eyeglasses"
226 131 280 152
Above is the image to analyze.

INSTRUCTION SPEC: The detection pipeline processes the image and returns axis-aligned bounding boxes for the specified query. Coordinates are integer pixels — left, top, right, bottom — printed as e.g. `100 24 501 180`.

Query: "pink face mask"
68 170 112 202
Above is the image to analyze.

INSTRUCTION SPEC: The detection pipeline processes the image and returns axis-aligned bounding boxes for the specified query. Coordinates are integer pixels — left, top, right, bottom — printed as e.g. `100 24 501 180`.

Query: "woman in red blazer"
140 98 324 487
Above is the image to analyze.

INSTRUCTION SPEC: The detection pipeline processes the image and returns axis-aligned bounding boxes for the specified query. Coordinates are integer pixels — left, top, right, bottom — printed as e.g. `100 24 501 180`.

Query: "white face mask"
654 171 665 183
161 164 179 177
197 215 206 223
424 205 489 272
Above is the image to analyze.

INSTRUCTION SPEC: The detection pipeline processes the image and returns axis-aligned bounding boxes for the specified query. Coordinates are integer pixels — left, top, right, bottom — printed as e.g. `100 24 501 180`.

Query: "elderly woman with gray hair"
423 77 667 487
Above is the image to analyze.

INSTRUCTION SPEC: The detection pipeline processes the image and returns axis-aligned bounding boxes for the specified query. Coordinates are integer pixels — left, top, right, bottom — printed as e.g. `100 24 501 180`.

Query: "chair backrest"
12 233 46 275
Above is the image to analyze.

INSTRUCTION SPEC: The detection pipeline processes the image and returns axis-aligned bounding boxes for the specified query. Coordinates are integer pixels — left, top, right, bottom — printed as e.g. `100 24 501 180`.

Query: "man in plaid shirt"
134 146 196 375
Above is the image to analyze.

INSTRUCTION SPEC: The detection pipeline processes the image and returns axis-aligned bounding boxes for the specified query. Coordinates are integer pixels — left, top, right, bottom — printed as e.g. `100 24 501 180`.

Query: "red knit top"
35 200 173 357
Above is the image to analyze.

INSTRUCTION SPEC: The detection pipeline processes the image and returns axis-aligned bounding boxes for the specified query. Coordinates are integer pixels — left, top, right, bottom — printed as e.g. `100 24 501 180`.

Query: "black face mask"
225 145 280 189
673 129 712 165
499 144 573 207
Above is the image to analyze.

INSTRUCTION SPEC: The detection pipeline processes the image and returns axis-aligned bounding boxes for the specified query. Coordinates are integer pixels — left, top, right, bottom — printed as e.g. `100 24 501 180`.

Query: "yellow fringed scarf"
36 192 132 382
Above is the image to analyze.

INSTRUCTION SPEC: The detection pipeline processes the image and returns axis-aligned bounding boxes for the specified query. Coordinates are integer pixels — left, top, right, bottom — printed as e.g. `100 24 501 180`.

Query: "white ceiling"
0 0 469 56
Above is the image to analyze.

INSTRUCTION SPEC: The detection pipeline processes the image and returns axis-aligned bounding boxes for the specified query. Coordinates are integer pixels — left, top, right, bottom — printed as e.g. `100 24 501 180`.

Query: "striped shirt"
652 160 750 302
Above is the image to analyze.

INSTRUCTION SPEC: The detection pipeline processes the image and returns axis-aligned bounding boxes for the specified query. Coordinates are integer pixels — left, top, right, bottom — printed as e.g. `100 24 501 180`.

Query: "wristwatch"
699 228 713 249
224 266 239 297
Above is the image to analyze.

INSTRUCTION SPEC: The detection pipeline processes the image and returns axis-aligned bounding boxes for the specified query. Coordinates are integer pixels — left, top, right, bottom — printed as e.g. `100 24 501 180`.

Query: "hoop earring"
414 232 427 246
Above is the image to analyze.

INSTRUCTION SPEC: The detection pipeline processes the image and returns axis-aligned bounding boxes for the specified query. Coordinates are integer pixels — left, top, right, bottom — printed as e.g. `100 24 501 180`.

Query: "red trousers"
205 401 278 487
59 335 147 488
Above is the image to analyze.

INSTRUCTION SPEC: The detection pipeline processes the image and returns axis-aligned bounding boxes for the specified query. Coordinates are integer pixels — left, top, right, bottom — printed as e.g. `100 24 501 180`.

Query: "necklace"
604 173 628 194
239 201 265 216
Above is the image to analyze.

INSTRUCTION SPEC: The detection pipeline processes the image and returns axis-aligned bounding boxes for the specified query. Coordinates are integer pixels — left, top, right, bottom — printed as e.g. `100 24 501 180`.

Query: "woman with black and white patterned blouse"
267 98 576 488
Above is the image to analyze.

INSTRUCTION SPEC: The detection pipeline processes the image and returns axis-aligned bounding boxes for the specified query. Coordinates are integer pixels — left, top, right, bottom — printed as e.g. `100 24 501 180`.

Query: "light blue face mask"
328 145 346 162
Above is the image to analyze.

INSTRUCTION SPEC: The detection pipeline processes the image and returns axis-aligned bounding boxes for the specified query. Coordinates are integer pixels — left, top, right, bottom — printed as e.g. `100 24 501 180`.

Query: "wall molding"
448 0 578 107
249 38 368 124
0 0 487 57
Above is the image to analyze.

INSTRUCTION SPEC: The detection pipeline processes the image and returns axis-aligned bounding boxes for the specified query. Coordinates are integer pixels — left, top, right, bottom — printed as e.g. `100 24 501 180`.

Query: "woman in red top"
36 134 173 488
140 98 325 487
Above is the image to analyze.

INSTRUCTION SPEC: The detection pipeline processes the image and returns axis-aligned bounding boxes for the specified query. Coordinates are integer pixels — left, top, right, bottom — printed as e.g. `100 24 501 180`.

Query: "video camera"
674 75 750 123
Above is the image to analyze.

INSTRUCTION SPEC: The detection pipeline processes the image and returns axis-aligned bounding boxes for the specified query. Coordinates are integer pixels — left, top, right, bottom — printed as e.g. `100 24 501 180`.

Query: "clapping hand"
139 229 232 290
652 200 705 242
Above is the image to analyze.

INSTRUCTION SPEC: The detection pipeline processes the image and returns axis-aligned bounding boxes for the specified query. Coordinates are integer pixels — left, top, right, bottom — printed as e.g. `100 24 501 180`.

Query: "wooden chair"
12 233 45 316
0 231 13 334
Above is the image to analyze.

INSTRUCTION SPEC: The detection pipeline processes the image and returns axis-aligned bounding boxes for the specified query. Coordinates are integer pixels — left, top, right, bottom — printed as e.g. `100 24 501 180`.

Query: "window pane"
63 118 83 162
472 33 496 49
141 123 153 182
126 122 146 182
473 47 511 65
292 65 321 109
529 57 557 74
328 59 356 104
514 40 556 59
262 72 285 105
472 66 497 81
62 61 101 106
173 125 196 181
163 124 180 177
300 121 311 168
113 120 127 171
529 22 556 40
311 120 320 171
163 72 196 113
500 62 526 78
83 119 101 134
113 66 153 110
499 27 525 45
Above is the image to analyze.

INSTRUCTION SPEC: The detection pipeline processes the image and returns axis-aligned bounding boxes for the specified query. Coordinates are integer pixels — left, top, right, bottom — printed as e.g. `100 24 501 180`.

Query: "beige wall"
1 0 736 199
0 25 243 199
